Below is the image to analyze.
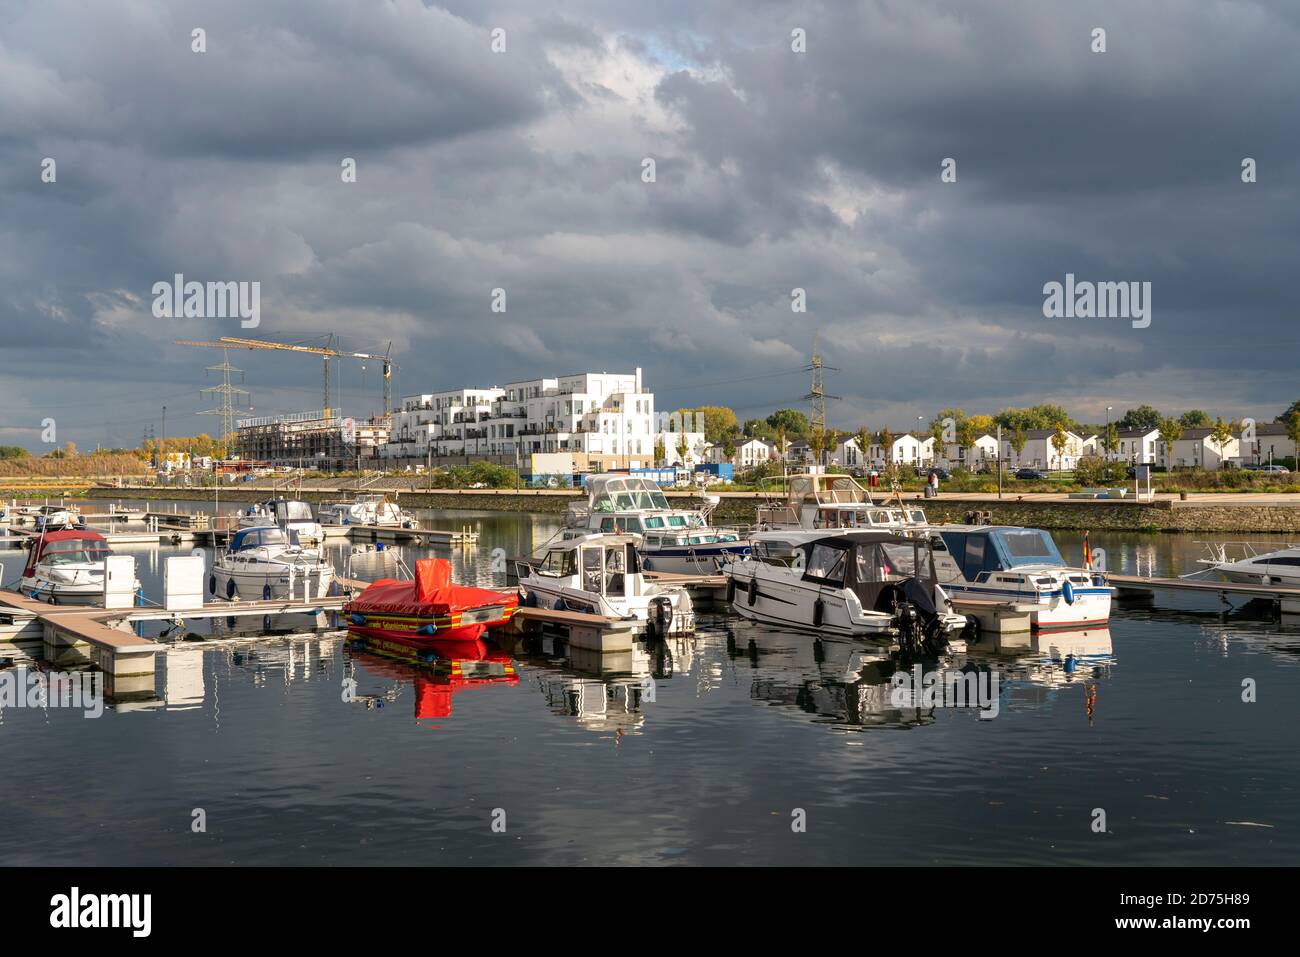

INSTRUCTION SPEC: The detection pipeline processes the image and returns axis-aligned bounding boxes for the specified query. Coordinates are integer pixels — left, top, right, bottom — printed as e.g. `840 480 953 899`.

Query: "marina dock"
1109 572 1300 614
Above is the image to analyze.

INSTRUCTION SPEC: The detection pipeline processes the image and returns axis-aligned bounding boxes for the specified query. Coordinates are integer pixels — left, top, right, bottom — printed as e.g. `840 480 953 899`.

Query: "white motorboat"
723 530 969 653
17 529 140 604
319 494 415 529
210 526 336 601
748 474 928 560
1195 541 1300 587
235 498 324 545
14 504 86 531
934 526 1111 631
563 474 748 574
516 534 695 637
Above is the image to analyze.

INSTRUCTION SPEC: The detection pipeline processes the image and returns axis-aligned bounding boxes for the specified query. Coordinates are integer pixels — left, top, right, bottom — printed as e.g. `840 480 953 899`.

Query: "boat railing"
1194 539 1299 565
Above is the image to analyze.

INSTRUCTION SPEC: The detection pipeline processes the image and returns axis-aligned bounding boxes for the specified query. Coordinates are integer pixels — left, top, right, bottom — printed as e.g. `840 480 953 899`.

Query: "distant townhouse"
708 438 773 469
1114 427 1160 464
1163 428 1239 470
1240 422 1295 466
937 433 999 469
654 430 707 468
1002 429 1087 470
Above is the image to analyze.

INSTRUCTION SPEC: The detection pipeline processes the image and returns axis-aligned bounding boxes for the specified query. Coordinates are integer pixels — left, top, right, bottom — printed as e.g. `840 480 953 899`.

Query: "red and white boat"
344 558 517 661
18 529 140 604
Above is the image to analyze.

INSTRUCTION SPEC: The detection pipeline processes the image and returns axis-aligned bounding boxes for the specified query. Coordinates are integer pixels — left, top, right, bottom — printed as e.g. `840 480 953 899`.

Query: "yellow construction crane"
175 335 395 419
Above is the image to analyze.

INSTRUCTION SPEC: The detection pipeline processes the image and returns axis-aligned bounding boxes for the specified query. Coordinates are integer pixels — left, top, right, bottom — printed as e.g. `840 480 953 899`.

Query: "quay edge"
75 484 1300 533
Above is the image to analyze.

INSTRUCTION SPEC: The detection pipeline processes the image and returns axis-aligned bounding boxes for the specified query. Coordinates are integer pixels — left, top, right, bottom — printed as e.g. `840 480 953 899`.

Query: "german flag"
1082 531 1092 570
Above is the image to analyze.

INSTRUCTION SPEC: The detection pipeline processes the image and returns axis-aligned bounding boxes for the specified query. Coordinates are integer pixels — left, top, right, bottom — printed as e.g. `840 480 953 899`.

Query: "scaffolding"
234 410 390 470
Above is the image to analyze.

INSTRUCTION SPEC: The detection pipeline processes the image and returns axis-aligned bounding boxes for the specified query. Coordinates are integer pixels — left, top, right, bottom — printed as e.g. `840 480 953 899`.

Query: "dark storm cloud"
1 0 1298 450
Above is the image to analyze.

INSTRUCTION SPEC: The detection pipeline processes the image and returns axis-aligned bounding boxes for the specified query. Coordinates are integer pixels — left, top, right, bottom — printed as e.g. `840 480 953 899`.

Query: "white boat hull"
521 581 695 635
210 564 335 601
18 574 142 604
726 563 896 637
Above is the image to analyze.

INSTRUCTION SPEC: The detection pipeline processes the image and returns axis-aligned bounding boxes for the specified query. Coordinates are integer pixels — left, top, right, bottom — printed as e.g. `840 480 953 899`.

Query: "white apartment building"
381 369 656 469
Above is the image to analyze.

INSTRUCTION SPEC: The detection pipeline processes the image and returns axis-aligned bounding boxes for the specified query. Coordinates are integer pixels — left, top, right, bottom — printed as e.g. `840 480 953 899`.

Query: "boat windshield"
280 502 314 520
997 529 1065 567
590 478 670 512
42 540 110 564
234 528 288 550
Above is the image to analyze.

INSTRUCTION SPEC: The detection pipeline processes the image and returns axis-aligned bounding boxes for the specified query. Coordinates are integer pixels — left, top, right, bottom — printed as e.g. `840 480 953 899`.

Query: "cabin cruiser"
516 534 695 637
563 474 748 574
319 494 416 529
19 504 86 531
724 531 969 652
236 498 324 545
748 474 928 559
210 525 336 601
934 526 1111 631
18 530 141 603
1195 541 1300 587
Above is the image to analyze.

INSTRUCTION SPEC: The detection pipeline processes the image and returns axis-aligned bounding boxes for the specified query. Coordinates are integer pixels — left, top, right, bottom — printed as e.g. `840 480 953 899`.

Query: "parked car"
1014 468 1047 480
1260 464 1291 473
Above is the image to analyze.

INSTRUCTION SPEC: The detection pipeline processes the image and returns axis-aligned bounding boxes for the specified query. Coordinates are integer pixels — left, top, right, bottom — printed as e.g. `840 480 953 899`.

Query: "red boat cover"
348 558 516 617
22 529 109 578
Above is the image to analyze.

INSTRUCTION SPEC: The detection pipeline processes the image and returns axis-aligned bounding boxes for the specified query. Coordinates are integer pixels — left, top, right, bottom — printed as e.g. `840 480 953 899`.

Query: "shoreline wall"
74 485 1300 532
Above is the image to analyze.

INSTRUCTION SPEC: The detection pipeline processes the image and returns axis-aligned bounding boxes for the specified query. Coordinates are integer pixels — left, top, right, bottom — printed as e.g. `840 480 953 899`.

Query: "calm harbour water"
2 504 1297 865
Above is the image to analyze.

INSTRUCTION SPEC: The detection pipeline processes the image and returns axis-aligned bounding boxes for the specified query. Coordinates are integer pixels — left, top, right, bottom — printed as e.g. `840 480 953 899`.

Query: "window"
582 547 603 592
539 549 577 578
805 543 847 582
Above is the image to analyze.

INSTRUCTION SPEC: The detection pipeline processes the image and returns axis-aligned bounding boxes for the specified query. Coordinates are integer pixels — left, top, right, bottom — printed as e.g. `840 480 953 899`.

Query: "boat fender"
726 577 736 604
1062 580 1075 605
747 576 758 606
209 574 217 595
813 598 824 628
263 584 272 601
226 578 237 600
349 613 367 626
522 590 538 608
417 624 437 636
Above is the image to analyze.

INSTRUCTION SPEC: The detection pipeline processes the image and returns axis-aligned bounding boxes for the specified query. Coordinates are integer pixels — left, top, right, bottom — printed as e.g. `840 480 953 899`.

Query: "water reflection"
502 631 673 734
345 648 518 725
721 619 1117 731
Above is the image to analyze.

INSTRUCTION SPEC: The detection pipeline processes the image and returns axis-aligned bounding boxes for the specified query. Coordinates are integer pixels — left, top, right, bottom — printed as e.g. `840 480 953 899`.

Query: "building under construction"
235 410 390 470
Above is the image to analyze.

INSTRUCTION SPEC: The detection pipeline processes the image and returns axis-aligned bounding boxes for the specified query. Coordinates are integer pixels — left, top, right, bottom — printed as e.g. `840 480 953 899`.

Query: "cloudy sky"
2 0 1298 450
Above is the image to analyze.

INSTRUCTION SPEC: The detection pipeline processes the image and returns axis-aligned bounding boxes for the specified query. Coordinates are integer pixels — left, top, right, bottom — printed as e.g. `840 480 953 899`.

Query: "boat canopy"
937 527 1066 580
229 526 289 551
265 500 313 521
787 474 872 506
586 474 670 513
23 529 110 575
797 531 962 612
